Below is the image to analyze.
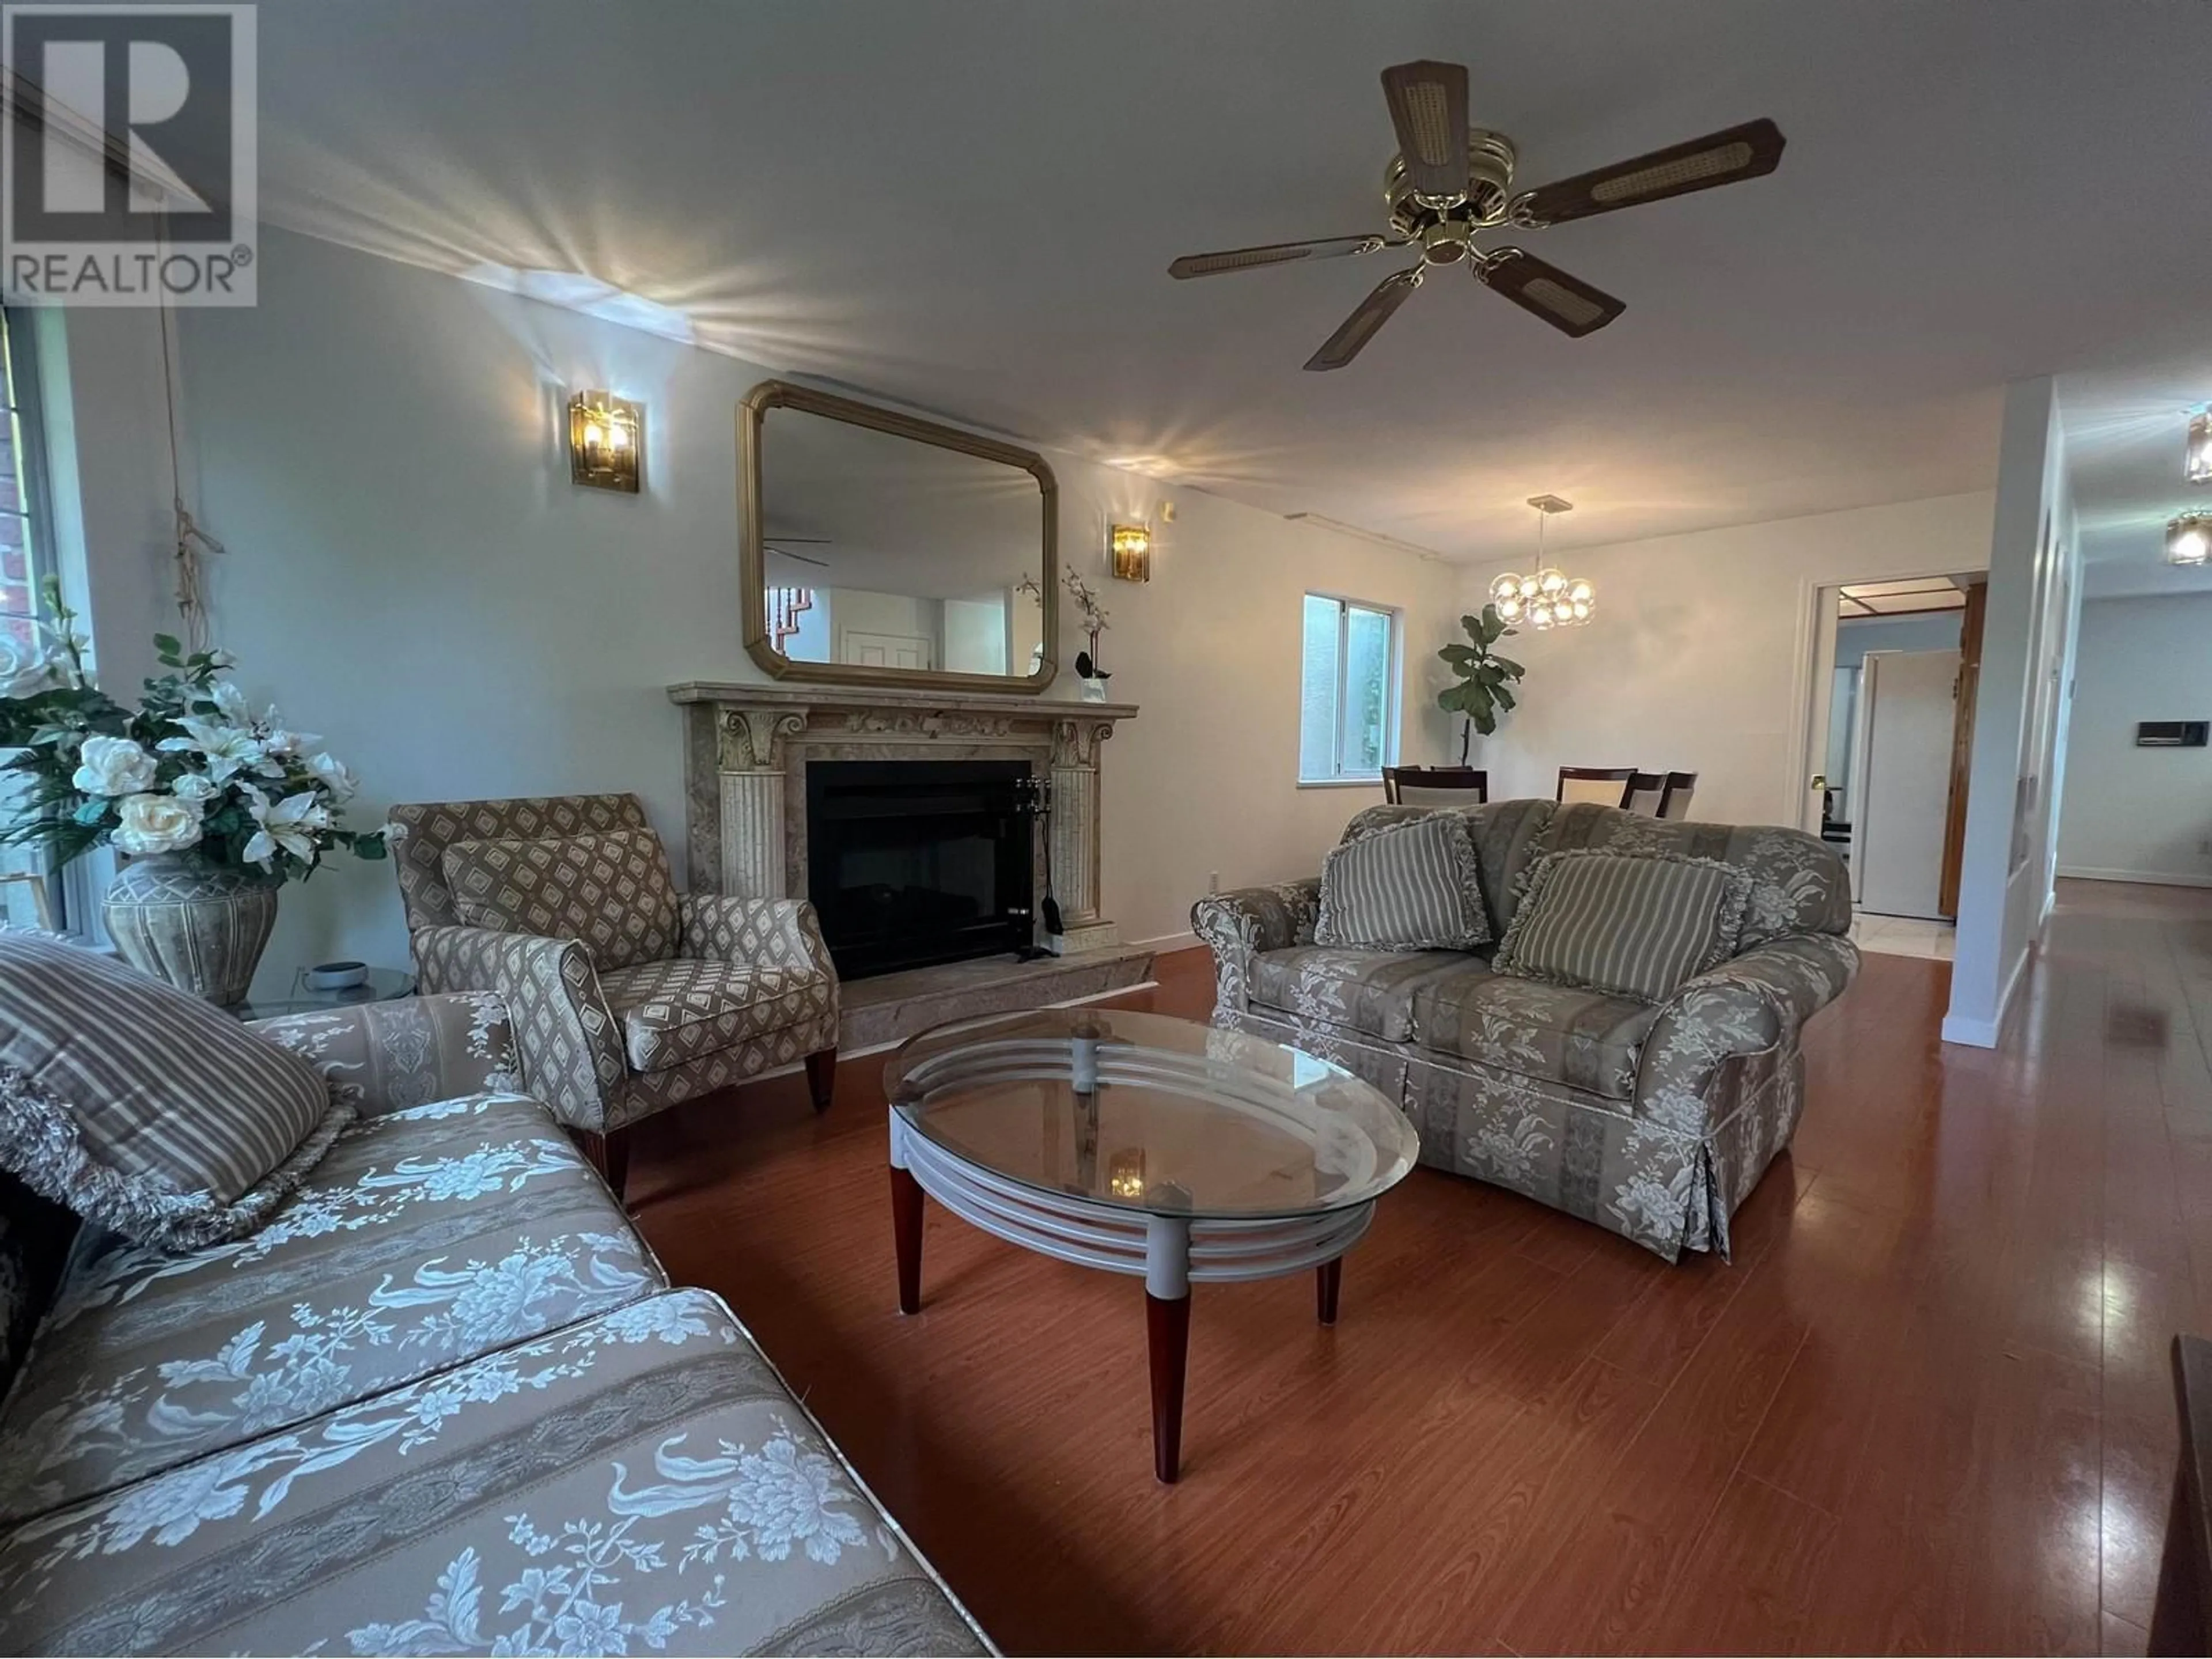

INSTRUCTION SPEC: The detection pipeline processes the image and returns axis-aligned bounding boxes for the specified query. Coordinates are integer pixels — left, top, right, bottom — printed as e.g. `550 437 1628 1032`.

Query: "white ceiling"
243 0 2212 563
2061 351 2212 595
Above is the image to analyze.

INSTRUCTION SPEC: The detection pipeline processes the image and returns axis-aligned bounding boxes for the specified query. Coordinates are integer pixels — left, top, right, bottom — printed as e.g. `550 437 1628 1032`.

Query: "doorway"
1797 574 1986 954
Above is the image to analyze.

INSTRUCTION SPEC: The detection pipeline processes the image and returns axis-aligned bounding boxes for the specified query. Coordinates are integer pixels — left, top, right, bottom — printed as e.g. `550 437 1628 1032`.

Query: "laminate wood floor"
626 879 2212 1654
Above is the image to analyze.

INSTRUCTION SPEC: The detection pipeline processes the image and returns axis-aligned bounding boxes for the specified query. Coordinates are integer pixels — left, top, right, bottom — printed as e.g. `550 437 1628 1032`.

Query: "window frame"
0 305 75 933
1297 590 1403 787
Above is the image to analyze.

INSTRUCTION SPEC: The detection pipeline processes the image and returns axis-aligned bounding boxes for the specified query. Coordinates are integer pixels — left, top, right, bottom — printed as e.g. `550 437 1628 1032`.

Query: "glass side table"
230 967 416 1021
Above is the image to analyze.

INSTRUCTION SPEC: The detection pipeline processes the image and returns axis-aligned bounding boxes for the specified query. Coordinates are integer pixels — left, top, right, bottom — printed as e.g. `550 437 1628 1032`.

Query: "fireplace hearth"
806 760 1035 979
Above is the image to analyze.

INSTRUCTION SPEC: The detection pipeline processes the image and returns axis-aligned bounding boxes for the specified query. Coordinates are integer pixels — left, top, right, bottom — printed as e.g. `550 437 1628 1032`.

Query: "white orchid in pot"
0 582 385 1002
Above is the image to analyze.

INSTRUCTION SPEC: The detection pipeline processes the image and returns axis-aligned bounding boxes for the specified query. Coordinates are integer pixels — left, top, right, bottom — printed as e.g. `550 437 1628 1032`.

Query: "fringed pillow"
0 932 347 1252
1316 812 1490 951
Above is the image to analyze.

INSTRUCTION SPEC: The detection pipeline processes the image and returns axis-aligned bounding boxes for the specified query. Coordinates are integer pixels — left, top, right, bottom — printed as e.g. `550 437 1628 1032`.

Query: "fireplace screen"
805 759 1036 979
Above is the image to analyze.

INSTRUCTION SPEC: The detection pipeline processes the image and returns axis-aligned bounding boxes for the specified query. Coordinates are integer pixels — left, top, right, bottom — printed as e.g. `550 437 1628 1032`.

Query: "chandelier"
1489 495 1594 630
2190 408 2211 486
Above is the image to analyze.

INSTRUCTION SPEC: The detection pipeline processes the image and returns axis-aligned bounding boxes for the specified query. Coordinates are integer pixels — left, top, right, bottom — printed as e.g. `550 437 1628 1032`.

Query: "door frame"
1782 567 1988 838
1936 579 1988 916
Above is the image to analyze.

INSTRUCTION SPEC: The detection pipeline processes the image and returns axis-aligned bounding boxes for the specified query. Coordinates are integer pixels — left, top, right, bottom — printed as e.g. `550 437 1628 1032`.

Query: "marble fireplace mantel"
668 681 1139 956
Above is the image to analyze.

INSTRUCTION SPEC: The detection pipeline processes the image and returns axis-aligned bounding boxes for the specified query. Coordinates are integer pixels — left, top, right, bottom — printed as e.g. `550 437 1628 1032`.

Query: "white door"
1854 647 1960 918
839 629 934 670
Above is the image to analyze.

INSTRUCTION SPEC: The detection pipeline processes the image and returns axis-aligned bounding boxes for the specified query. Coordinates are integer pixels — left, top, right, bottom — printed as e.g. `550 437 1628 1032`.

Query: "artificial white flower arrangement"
0 582 385 880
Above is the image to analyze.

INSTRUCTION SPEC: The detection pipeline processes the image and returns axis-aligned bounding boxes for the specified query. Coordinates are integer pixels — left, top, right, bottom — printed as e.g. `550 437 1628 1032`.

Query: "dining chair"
1382 766 1488 806
1657 771 1699 819
1555 767 1639 808
1626 772 1666 815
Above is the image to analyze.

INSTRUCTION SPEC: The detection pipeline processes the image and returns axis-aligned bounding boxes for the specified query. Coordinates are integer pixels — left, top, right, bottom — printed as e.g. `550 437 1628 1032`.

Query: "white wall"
1834 611 1961 668
1944 377 2080 1048
1460 493 1995 825
123 228 1457 984
2056 594 2212 885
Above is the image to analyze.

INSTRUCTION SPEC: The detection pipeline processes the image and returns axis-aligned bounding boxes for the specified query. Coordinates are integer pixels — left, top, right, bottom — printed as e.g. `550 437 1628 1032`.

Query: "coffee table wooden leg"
1316 1257 1342 1326
1146 1291 1190 1483
890 1168 923 1314
1144 1214 1192 1483
889 1119 923 1315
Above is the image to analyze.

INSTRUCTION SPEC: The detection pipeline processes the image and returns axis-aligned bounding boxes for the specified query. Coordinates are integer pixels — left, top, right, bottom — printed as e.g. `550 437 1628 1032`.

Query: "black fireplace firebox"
805 760 1037 980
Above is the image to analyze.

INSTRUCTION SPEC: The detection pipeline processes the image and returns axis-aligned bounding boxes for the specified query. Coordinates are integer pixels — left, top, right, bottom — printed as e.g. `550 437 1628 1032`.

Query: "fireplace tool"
1016 773 1063 949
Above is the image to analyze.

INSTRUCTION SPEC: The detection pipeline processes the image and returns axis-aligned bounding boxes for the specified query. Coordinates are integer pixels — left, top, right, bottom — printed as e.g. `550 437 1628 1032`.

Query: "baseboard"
1941 940 2031 1050
1132 929 1199 954
2056 865 2212 889
1940 1011 2001 1048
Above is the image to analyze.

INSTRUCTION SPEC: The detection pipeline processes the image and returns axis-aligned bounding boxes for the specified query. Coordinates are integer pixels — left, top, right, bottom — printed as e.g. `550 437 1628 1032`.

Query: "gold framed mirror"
739 380 1058 693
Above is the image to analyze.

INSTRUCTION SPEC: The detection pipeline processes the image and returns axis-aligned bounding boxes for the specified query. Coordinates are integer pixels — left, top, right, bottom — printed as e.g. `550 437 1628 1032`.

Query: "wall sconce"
1108 522 1152 582
2190 410 2212 486
2168 512 2212 566
567 391 642 493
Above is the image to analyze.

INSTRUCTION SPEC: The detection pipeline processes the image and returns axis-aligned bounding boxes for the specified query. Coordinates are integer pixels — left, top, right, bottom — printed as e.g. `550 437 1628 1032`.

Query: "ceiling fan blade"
1304 268 1423 372
1168 234 1396 279
1380 60 1469 203
1475 249 1625 338
1510 118 1785 226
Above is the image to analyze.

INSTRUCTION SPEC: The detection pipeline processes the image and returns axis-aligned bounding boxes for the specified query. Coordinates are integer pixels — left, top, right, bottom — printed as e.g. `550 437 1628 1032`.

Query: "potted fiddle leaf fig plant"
1435 604 1526 766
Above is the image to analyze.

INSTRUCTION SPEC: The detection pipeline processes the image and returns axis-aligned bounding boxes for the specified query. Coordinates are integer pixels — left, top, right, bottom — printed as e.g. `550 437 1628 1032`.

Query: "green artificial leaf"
1490 654 1525 679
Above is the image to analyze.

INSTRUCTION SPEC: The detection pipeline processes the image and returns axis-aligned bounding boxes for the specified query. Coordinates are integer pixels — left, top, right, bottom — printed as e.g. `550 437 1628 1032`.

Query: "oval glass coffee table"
884 1007 1419 1482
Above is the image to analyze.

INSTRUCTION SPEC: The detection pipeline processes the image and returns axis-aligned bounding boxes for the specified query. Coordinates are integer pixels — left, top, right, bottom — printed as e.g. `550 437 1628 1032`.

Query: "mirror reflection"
756 404 1049 681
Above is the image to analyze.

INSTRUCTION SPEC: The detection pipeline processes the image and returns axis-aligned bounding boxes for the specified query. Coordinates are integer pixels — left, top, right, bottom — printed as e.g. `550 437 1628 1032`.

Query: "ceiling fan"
1168 60 1785 369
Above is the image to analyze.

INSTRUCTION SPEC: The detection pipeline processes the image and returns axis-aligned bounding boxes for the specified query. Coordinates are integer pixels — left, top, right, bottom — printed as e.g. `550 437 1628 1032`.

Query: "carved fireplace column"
1049 716 1118 954
715 707 806 899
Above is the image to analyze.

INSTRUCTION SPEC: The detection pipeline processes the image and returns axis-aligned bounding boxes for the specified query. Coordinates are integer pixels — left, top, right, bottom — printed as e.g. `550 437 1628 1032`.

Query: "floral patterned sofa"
0 994 987 1656
1190 800 1858 1261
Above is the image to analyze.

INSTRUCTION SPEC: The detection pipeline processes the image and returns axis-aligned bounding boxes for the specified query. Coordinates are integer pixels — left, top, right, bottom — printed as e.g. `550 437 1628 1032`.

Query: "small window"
0 307 65 931
1299 594 1399 783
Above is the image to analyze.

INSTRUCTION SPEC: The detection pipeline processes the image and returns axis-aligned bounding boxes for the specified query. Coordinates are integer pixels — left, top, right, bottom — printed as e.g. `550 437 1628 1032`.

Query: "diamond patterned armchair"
389 793 839 1195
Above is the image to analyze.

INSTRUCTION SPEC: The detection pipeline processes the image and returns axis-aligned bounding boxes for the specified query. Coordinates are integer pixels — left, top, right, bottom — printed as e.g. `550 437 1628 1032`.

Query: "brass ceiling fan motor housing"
1387 129 1517 266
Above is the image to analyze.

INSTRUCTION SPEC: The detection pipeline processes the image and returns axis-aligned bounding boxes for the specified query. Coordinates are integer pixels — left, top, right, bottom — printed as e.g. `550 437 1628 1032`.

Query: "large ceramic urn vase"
103 853 278 1005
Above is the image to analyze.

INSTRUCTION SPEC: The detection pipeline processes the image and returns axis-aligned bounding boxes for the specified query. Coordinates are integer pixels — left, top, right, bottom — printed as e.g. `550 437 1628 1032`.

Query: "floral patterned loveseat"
0 994 987 1656
1190 800 1858 1262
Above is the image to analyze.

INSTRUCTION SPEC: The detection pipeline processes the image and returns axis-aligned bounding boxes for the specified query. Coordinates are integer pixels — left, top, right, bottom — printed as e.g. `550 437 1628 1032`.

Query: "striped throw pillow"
0 931 348 1252
1494 850 1752 1004
1315 813 1490 951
